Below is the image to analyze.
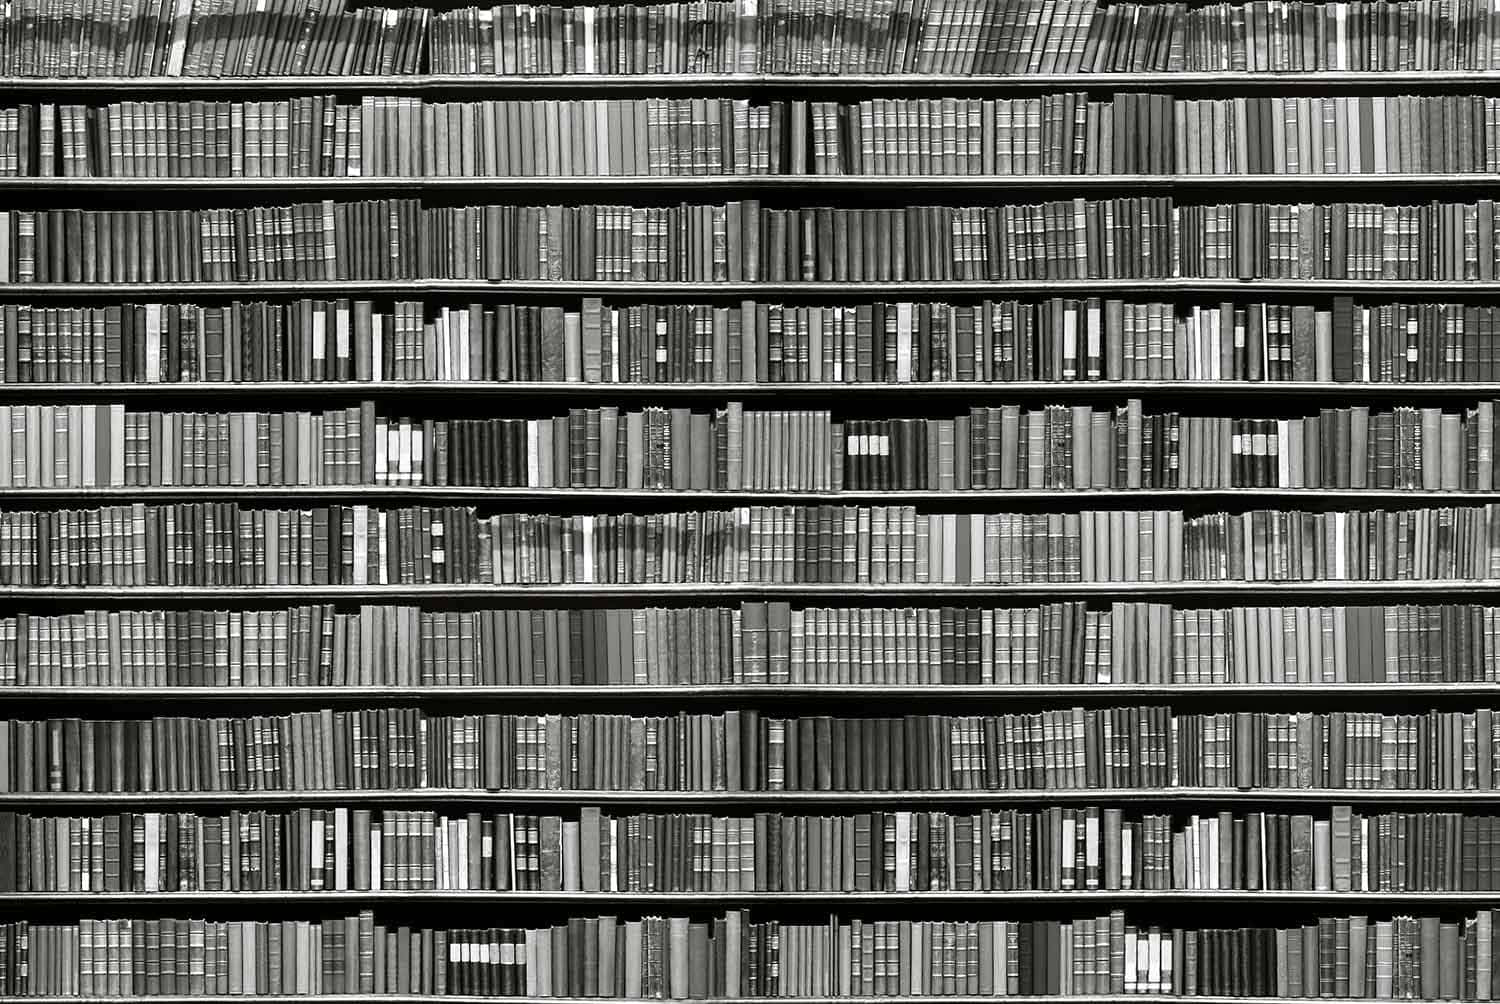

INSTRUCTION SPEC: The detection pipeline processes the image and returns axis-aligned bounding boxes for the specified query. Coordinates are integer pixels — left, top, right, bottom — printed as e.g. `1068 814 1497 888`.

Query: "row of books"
14 92 1500 179
19 197 1500 283
0 600 1494 689
24 397 1500 492
12 0 1500 78
8 97 785 179
2 804 1493 895
429 0 1108 77
809 93 1500 177
3 0 1109 79
8 907 1493 999
813 92 1500 178
1 705 1495 793
711 399 1500 492
0 402 373 489
13 502 1500 586
5 0 430 78
1182 0 1500 73
1172 93 1499 177
0 197 1170 284
429 1 1500 76
1174 201 1500 282
385 0 1500 77
2 296 1497 386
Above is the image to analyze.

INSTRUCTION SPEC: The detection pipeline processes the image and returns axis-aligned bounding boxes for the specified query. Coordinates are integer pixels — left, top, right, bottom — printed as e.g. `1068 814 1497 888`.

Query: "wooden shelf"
0 582 1497 603
7 173 1500 194
9 70 1500 94
0 788 1492 809
0 889 1484 906
0 380 1490 400
0 996 1331 1004
1 486 1498 504
3 683 1491 702
5 278 1500 298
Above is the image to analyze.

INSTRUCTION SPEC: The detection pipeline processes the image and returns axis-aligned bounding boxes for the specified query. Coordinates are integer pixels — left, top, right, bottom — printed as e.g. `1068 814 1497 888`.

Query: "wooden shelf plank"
2 684 1492 701
0 486 1494 503
0 889 1486 905
4 278 1500 297
0 788 1490 808
5 173 1500 192
0 380 1493 397
0 582 1491 602
0 380 1489 399
8 70 1500 93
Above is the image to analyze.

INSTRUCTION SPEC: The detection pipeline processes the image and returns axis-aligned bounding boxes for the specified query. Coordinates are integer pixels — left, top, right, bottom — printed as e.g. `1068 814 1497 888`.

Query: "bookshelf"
7 0 1500 999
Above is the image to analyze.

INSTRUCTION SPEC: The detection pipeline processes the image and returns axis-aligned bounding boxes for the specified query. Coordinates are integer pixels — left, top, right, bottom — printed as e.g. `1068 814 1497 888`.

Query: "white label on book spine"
144 304 161 382
582 8 597 73
1084 814 1099 887
582 516 595 582
893 812 911 891
143 813 160 892
1060 816 1076 887
896 302 913 382
609 310 620 382
352 505 368 585
312 312 325 362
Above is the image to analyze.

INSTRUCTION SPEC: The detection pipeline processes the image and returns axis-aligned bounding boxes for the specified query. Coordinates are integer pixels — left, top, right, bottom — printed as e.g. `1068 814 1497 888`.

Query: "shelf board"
3 683 1492 702
0 582 1496 602
0 788 1491 808
9 70 1500 94
0 889 1482 905
0 380 1492 399
0 999 1438 1004
7 173 1500 193
1 486 1498 504
5 278 1500 298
